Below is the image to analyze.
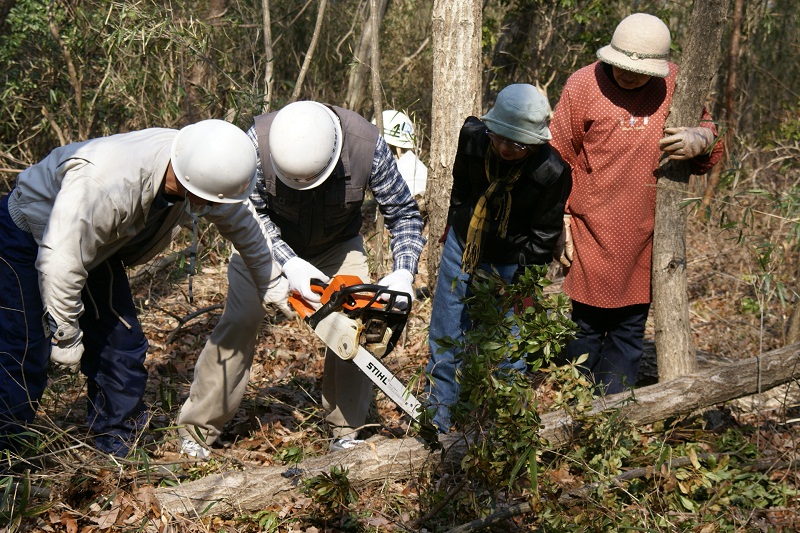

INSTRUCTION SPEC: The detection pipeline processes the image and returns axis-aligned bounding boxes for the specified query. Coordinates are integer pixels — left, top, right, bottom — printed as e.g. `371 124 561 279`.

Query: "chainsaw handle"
308 283 411 329
287 279 329 319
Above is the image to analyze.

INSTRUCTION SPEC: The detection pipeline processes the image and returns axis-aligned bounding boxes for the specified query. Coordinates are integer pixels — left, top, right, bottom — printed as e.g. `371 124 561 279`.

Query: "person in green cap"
424 83 573 433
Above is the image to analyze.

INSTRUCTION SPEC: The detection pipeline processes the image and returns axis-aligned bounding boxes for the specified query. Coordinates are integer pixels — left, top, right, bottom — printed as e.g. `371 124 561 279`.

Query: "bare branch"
47 3 82 140
41 106 67 146
389 37 431 78
289 0 328 103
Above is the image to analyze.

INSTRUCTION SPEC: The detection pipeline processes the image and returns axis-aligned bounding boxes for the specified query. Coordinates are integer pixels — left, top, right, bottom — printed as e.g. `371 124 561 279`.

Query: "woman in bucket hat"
549 13 724 394
424 84 572 432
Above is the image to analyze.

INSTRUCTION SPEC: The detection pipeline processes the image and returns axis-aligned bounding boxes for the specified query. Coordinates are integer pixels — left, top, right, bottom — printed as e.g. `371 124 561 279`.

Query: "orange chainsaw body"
287 274 410 358
288 275 387 319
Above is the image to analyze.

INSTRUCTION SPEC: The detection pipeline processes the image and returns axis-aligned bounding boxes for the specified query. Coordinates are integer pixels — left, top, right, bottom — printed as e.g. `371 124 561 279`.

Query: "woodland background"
1 0 800 531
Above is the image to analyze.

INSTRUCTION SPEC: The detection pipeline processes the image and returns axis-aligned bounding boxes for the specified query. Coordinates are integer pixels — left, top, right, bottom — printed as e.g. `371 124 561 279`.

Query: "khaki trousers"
177 235 372 445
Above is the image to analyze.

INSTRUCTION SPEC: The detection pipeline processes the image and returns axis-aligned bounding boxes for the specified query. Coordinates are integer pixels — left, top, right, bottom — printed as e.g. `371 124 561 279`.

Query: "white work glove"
377 269 415 310
261 274 293 318
50 330 84 373
283 256 330 304
659 126 715 160
553 214 574 268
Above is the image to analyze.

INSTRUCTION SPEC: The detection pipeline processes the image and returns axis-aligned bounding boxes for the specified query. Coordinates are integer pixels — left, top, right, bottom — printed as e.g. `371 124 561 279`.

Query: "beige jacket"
10 128 276 331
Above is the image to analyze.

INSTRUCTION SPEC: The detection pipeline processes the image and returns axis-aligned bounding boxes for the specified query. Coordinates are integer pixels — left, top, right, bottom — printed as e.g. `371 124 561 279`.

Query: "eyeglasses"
485 130 531 152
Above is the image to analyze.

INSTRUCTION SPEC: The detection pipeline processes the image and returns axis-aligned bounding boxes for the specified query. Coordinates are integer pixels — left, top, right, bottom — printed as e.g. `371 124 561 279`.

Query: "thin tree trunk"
343 1 371 111
47 5 79 142
261 0 274 113
425 0 482 289
700 0 744 212
183 0 227 125
652 0 730 383
289 0 328 103
369 0 387 278
343 0 388 113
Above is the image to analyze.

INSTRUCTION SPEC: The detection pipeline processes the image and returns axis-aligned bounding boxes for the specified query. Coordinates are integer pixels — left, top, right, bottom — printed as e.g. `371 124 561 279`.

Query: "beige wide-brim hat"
596 13 671 78
481 84 551 145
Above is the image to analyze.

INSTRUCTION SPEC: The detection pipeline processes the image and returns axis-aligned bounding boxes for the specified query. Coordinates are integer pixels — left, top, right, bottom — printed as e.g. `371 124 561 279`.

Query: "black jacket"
448 117 572 269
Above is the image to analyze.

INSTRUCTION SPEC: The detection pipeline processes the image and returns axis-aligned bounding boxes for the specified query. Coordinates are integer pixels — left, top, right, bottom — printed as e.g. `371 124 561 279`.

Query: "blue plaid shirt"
246 125 426 273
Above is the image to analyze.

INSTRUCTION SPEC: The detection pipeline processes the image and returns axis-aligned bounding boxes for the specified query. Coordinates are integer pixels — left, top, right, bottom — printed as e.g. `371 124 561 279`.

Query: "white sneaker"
329 437 365 452
180 437 211 460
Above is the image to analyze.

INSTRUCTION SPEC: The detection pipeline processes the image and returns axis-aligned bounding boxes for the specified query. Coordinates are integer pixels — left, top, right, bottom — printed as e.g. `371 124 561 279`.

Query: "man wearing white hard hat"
178 101 425 456
0 120 285 457
549 13 724 394
375 110 428 198
425 84 572 433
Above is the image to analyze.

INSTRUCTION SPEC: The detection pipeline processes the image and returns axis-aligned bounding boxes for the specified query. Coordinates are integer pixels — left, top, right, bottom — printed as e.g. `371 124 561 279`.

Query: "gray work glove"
283 256 330 304
48 320 84 373
553 214 574 268
377 268 415 310
659 126 715 160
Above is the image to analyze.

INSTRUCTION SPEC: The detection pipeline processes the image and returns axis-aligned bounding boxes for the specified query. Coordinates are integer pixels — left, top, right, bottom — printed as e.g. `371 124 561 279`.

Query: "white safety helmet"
170 119 257 203
269 101 343 190
374 110 415 150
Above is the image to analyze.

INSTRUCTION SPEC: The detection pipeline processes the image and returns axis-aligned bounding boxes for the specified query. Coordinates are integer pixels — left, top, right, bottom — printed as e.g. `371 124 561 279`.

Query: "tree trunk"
425 0 482 289
370 0 387 279
343 0 388 113
652 0 730 382
700 0 744 212
184 0 228 125
261 0 274 113
289 0 328 103
155 342 800 517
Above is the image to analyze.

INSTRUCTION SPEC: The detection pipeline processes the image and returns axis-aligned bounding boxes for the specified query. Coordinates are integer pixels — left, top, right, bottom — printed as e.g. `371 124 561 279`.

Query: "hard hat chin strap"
183 200 213 303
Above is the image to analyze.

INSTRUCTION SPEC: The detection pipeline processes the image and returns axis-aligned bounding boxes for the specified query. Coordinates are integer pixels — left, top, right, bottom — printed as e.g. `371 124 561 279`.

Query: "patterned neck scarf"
462 145 526 274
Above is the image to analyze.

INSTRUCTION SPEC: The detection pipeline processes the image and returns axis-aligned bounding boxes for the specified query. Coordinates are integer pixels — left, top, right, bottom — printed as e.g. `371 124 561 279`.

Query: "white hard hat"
269 101 343 190
170 119 257 203
374 110 415 149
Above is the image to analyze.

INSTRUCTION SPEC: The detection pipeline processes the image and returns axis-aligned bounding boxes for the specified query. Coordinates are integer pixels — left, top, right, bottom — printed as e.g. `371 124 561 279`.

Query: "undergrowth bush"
419 265 800 531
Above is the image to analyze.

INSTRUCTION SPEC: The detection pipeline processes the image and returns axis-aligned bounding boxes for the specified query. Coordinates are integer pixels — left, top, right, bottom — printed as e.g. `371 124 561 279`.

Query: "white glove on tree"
51 331 83 373
377 269 415 310
283 256 330 304
261 274 293 317
554 214 574 268
659 126 715 160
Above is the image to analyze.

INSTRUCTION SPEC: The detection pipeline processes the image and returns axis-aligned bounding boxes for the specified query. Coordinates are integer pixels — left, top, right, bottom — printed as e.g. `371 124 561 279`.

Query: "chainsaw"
288 275 422 422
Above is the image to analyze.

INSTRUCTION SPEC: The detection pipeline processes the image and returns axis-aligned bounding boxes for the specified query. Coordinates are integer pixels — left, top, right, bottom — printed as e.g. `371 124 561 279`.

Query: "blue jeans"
0 194 149 456
567 300 650 394
425 231 521 432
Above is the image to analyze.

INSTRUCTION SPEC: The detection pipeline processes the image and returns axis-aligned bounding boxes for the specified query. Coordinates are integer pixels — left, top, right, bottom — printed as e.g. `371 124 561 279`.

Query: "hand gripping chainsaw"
287 275 422 422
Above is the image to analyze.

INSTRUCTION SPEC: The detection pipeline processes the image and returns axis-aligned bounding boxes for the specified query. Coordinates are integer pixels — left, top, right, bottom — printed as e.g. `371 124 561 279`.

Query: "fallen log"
155 342 800 517
544 342 800 445
156 433 466 518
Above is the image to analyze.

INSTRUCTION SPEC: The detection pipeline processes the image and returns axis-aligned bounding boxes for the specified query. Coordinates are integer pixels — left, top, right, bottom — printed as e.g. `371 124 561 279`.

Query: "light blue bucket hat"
481 84 552 145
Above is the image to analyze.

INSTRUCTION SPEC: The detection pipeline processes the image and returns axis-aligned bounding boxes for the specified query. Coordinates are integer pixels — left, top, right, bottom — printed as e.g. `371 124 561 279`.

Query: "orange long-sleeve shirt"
550 61 723 308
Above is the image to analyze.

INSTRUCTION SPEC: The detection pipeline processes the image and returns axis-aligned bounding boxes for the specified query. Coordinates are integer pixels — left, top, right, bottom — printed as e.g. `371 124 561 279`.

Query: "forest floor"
6 195 800 532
